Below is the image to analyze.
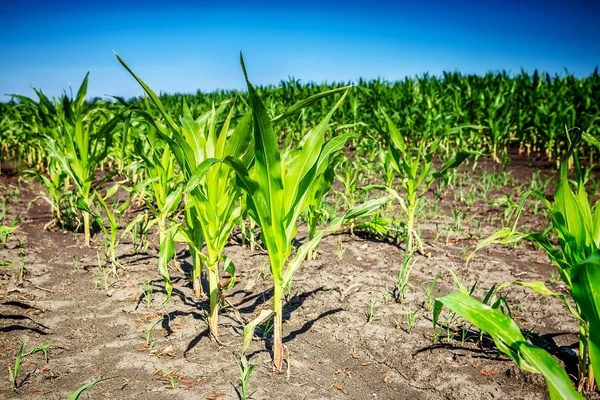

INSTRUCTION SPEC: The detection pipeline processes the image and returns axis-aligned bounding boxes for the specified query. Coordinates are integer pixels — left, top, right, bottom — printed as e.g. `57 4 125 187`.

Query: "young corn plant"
434 273 585 400
117 53 253 339
305 144 357 259
0 219 18 248
229 55 387 371
66 377 112 400
8 342 25 391
374 110 478 255
78 184 146 274
469 129 599 393
134 121 182 248
42 74 121 246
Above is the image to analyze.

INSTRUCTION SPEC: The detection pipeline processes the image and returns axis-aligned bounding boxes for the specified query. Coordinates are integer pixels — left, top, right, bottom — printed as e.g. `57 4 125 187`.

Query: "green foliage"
470 129 599 392
66 377 112 400
117 53 254 339
8 342 25 391
434 290 584 400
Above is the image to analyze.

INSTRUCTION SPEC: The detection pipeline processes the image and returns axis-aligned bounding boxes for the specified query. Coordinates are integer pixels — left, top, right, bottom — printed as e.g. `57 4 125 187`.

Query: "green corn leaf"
496 280 582 323
158 225 177 303
435 291 584 400
432 151 474 179
381 109 407 156
75 198 107 238
282 197 389 288
282 216 344 288
163 185 183 216
314 132 359 176
173 227 206 262
185 158 222 193
271 86 350 125
74 72 90 111
222 256 236 291
242 309 274 355
67 377 112 400
571 252 600 379
0 225 18 237
344 196 391 221
119 213 148 242
115 53 180 134
283 90 349 225
240 53 286 259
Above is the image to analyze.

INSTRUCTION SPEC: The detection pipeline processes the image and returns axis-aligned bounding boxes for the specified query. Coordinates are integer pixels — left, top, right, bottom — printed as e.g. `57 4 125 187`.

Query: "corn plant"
66 377 112 400
373 110 477 255
236 355 255 400
77 184 146 274
228 55 387 371
41 74 121 246
0 219 18 248
130 119 182 245
117 54 253 339
7 342 25 391
470 129 599 392
28 161 72 230
434 285 584 399
305 141 358 259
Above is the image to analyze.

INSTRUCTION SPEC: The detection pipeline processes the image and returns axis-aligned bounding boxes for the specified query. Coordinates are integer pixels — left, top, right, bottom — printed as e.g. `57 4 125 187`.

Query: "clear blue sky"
1 0 599 101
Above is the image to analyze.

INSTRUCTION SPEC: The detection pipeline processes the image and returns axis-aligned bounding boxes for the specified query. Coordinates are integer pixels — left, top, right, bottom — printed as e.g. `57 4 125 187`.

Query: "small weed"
140 281 154 308
145 317 165 347
336 238 345 261
422 272 441 312
396 307 418 333
366 292 380 323
72 256 80 270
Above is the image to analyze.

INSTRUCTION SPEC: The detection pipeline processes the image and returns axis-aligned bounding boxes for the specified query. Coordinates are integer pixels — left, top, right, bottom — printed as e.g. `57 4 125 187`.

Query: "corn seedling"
78 183 148 274
94 253 110 291
236 354 255 400
66 377 112 400
421 271 441 311
366 292 380 323
373 110 478 255
145 317 165 348
8 342 25 391
396 244 416 301
306 150 356 259
27 343 52 363
134 121 182 254
396 307 418 333
0 218 18 248
140 280 154 309
40 74 121 246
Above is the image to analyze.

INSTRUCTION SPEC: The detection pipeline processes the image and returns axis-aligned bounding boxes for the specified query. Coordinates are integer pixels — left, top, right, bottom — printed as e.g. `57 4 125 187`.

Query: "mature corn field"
0 58 599 399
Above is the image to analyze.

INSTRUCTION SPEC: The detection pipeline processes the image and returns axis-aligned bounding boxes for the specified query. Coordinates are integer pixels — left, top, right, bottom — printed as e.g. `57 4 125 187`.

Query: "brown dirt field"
0 155 597 399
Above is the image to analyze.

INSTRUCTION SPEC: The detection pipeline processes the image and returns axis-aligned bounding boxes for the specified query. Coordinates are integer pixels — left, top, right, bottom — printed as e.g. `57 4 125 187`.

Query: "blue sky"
1 0 599 101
